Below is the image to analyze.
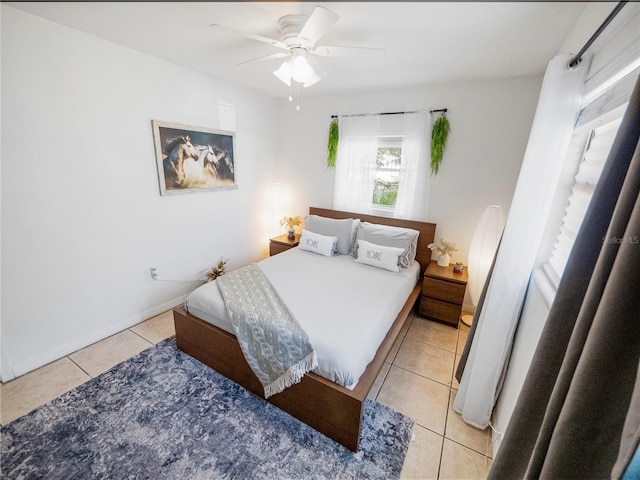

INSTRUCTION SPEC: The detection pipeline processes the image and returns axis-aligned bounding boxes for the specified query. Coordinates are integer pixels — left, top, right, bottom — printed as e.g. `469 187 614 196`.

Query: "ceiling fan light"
273 61 292 86
303 69 322 88
291 56 313 83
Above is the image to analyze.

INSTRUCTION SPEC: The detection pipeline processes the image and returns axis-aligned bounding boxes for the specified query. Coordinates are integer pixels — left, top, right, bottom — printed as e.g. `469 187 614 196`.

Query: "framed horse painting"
152 120 237 196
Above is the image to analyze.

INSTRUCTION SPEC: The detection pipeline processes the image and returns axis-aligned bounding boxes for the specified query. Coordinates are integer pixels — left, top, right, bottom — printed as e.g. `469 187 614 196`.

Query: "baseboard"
3 295 188 382
1 336 17 382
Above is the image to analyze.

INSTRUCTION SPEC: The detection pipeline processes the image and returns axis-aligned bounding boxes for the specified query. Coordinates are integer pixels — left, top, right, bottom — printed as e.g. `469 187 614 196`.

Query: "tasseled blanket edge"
263 351 318 399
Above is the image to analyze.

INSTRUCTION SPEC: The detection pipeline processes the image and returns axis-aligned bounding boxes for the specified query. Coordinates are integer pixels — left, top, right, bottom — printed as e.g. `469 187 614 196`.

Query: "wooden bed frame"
173 207 436 451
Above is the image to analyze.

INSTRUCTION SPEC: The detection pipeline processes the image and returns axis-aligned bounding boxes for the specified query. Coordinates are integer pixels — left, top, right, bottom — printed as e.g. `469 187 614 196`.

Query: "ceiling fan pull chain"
296 82 301 111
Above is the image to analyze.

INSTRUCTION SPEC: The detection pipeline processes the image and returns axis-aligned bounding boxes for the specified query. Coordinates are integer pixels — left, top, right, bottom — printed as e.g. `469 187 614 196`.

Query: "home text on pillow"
298 229 338 257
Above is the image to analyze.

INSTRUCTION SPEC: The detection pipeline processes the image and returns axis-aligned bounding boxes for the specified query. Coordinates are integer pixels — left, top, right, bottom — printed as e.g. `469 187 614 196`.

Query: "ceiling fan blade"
312 45 385 57
210 24 287 50
237 52 289 66
298 6 339 44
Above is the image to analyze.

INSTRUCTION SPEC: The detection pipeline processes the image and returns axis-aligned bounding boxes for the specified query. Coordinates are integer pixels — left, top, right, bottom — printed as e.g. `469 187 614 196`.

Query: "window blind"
581 3 640 102
577 66 639 127
536 3 639 297
543 115 623 288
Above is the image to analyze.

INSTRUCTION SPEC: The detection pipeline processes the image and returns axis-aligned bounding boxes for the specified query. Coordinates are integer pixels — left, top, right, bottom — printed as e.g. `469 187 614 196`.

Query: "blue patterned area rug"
1 338 414 479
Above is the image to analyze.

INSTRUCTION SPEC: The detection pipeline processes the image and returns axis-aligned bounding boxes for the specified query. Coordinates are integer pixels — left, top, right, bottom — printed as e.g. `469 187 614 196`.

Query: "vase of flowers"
280 215 302 239
207 257 228 282
428 237 458 267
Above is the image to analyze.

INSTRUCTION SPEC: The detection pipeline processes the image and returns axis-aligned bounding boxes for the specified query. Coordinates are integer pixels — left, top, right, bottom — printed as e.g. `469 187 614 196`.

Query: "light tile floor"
373 314 493 479
0 309 492 479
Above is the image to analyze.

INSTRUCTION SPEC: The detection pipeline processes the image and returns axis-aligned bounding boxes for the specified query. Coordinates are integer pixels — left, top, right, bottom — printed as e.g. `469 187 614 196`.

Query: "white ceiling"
7 2 588 99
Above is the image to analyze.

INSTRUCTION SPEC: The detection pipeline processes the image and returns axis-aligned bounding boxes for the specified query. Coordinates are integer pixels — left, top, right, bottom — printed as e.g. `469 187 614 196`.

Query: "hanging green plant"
431 114 451 175
327 118 339 168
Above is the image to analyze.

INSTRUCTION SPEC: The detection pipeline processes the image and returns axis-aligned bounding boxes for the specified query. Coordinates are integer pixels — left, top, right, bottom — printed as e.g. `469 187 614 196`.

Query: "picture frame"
152 120 237 196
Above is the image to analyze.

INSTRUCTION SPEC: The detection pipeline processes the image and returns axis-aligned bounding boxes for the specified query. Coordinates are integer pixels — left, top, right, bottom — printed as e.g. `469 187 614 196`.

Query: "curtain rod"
330 108 446 119
568 0 627 69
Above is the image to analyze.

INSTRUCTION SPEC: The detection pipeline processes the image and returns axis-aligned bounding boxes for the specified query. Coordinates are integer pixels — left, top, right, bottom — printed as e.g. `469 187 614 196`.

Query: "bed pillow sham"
298 229 337 257
349 219 361 252
351 222 419 268
354 239 404 272
304 215 354 255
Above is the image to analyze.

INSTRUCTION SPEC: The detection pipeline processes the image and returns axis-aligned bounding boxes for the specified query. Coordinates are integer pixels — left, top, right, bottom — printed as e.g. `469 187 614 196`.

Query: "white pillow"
304 215 354 255
351 222 419 268
349 219 361 252
354 239 405 272
298 229 337 257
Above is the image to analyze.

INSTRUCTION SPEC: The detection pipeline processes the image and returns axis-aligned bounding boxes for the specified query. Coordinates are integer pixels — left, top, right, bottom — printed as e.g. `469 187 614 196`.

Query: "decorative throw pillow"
351 222 420 267
349 219 361 252
354 240 405 272
298 229 337 257
304 215 354 255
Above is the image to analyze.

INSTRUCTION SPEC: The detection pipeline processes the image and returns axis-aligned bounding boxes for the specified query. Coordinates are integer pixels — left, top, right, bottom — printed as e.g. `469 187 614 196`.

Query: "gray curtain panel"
489 77 640 479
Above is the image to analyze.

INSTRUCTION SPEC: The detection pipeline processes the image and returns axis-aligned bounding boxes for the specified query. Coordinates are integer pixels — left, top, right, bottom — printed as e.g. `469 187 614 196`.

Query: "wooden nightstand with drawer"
419 260 468 328
269 233 301 256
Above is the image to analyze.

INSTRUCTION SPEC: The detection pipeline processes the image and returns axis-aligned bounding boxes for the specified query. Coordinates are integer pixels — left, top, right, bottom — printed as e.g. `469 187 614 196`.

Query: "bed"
173 207 436 451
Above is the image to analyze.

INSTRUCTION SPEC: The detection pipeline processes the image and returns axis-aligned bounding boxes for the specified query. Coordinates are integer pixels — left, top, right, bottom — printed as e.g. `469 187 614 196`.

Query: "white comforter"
185 247 419 389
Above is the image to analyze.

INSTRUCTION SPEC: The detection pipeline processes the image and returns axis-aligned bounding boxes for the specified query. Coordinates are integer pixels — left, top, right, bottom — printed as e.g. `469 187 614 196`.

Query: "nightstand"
269 233 300 256
419 260 468 328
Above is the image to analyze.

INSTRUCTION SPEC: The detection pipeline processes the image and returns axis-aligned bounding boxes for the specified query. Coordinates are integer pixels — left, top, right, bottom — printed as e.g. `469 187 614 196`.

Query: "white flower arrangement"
279 215 303 230
428 237 458 256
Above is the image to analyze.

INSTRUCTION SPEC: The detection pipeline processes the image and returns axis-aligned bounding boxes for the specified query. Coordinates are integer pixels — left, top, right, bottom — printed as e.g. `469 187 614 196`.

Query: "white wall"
491 273 551 453
275 77 542 302
1 6 278 380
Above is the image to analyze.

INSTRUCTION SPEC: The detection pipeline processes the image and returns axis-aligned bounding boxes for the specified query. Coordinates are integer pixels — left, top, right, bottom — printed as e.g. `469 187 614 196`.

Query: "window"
543 114 624 288
535 64 638 304
372 136 402 210
334 111 429 220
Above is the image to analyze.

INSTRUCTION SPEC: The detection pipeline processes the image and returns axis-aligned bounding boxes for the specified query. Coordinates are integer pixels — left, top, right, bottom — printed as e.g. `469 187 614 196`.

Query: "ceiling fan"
211 6 383 89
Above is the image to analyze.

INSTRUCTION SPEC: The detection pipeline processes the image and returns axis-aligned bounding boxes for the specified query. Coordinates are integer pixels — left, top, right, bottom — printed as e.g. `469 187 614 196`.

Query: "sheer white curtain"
333 114 381 214
395 111 430 220
454 55 589 428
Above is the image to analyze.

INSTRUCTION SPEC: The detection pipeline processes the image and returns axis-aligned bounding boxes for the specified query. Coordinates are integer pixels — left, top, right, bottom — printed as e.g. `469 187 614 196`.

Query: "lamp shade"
273 61 292 86
273 52 325 89
291 56 312 83
467 205 505 307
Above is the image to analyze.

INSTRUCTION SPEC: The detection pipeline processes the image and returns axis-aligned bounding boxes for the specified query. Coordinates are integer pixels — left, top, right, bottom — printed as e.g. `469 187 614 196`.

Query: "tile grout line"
445 436 495 459
402 335 459 356
67 356 94 379
390 363 455 390
128 327 158 347
410 419 491 460
386 367 493 459
438 319 466 478
373 365 392 403
397 315 466 478
377 321 411 401
67 327 155 379
438 361 457 479
1 320 174 428
438 321 460 478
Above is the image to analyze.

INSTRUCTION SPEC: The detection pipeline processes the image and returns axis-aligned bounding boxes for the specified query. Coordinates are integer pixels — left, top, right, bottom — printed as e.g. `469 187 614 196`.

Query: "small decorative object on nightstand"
280 215 303 240
269 233 300 256
419 260 468 328
427 237 458 267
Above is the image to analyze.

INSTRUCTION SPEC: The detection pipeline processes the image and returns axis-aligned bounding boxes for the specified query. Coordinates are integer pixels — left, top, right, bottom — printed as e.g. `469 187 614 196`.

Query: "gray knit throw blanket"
217 263 317 398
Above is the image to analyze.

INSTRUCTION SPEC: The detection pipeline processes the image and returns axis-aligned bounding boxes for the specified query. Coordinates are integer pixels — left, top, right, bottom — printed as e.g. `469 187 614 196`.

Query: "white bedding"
185 247 420 389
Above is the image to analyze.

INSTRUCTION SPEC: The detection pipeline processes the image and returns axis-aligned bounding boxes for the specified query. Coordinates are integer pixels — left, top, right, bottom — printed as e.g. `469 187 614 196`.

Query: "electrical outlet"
150 267 158 280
